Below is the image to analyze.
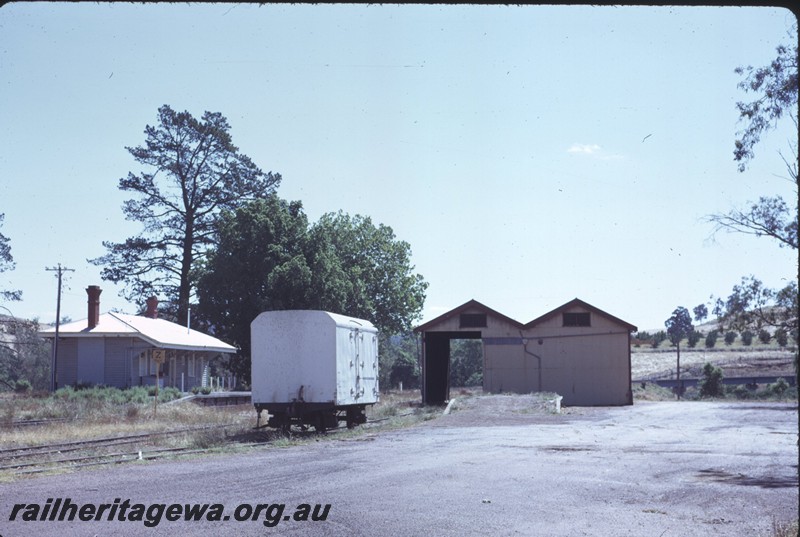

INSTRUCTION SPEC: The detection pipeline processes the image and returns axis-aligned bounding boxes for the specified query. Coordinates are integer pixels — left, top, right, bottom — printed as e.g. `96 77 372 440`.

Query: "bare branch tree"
90 105 281 323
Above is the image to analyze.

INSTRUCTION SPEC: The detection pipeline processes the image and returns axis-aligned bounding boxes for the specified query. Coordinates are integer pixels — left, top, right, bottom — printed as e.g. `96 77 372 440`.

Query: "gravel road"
1 397 797 537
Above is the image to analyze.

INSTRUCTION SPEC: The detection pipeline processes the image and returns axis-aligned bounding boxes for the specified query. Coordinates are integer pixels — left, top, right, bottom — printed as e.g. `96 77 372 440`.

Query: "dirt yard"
2 394 796 537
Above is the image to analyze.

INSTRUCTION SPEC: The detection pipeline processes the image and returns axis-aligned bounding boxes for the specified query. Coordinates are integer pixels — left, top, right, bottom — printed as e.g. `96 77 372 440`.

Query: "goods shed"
415 298 637 406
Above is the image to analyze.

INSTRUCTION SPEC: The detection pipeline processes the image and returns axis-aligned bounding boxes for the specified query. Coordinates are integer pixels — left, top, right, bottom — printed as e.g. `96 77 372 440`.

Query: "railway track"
0 413 411 477
0 425 247 476
6 417 73 428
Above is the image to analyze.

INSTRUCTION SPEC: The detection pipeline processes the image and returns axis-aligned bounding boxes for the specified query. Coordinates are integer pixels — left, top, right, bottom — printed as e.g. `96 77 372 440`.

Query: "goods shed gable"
415 299 524 334
525 298 637 332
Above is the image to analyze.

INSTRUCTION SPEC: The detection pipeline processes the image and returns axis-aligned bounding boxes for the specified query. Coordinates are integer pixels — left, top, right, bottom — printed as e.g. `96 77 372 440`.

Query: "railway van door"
361 330 379 398
352 328 362 399
347 327 379 402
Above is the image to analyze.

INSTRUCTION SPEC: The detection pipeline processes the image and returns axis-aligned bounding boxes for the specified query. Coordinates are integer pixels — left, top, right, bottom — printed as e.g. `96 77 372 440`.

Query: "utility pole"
46 264 74 391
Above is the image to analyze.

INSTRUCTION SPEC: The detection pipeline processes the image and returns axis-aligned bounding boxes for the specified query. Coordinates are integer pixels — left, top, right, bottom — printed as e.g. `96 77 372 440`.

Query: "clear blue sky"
0 3 797 331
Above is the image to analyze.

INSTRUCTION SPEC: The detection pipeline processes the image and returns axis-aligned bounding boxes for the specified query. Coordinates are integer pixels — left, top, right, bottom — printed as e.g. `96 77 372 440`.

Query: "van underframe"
254 401 369 433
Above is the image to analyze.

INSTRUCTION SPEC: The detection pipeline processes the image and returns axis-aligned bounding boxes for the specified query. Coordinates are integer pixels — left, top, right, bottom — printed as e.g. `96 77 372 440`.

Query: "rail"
636 375 796 389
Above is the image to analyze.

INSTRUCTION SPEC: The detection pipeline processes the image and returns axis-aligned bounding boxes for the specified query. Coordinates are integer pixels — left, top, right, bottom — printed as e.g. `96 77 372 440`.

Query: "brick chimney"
145 296 159 319
86 285 102 329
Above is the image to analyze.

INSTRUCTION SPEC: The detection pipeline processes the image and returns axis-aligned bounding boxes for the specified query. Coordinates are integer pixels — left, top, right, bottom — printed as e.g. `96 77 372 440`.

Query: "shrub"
633 331 651 347
741 330 753 346
775 329 789 347
728 385 752 400
50 385 182 405
651 331 667 349
160 387 182 402
390 354 420 389
188 428 227 449
758 329 771 345
14 379 32 393
698 363 724 398
126 387 151 404
53 385 75 400
724 331 737 345
768 378 790 397
465 371 483 387
126 405 140 420
687 330 702 348
705 330 718 349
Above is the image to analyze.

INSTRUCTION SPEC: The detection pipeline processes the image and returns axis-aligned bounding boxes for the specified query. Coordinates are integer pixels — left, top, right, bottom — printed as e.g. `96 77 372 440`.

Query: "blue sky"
0 3 797 331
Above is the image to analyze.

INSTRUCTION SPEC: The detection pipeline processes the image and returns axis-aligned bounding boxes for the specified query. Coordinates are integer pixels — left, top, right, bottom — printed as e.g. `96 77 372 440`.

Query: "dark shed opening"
422 331 481 404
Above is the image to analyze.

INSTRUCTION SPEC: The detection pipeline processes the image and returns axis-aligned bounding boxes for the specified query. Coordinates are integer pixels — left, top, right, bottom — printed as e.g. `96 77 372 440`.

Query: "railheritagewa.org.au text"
8 498 331 528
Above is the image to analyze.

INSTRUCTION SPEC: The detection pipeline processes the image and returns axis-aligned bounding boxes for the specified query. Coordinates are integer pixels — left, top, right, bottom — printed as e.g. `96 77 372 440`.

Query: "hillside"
631 345 796 380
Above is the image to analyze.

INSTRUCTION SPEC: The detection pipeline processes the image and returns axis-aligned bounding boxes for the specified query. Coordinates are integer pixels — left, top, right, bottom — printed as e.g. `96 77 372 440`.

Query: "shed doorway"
422 331 481 404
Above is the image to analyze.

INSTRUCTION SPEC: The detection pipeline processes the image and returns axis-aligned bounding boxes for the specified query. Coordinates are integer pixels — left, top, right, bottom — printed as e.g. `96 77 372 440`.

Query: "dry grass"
632 347 795 380
631 382 675 401
769 518 799 537
367 389 425 418
0 395 253 450
0 388 442 482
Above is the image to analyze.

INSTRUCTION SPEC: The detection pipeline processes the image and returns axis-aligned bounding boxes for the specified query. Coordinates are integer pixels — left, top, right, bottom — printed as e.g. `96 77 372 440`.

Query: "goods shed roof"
525 298 637 331
415 297 637 333
414 299 525 332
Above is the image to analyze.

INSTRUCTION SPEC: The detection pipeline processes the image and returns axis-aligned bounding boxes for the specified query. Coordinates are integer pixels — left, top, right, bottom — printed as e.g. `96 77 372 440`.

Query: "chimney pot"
145 296 159 319
86 285 102 329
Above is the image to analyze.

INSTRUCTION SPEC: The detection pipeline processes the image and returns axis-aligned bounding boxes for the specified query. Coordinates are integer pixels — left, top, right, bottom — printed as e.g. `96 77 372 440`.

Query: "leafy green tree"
708 196 797 250
450 339 483 388
196 196 311 380
196 200 428 382
693 304 708 323
708 28 798 250
665 307 693 345
698 363 724 398
713 276 798 339
665 307 693 399
90 105 281 324
706 31 798 383
382 334 421 389
306 211 428 336
733 31 798 174
0 214 21 302
0 317 51 392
